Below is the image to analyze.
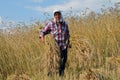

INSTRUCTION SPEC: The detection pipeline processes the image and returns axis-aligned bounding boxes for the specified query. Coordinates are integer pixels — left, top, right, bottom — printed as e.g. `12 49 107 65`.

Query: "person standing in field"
39 10 70 76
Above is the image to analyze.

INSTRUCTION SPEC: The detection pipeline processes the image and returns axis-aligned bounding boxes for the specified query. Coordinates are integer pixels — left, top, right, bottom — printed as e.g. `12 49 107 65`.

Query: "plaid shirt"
40 20 70 50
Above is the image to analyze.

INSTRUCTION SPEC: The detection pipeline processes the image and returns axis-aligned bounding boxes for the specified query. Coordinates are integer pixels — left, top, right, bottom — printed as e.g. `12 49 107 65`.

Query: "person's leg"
59 48 67 76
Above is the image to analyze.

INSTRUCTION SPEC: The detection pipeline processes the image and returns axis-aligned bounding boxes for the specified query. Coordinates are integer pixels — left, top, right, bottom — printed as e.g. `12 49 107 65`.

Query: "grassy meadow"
0 6 120 80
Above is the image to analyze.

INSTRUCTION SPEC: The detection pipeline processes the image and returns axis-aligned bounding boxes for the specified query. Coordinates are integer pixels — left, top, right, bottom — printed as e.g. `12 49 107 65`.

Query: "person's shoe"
59 70 64 76
47 72 52 77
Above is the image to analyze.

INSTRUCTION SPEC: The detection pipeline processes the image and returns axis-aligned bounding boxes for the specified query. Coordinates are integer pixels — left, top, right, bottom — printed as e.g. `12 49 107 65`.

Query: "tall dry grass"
0 5 120 80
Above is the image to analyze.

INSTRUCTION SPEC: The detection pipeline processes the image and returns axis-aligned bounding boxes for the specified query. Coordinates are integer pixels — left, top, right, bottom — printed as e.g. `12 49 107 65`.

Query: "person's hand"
41 36 45 43
39 36 45 44
66 39 71 48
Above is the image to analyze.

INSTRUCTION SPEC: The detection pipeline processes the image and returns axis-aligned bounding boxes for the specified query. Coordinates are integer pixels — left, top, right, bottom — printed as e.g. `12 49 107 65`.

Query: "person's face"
54 12 61 22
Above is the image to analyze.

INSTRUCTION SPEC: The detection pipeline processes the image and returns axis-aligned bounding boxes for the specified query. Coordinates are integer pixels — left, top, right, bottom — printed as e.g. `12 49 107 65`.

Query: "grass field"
0 6 120 80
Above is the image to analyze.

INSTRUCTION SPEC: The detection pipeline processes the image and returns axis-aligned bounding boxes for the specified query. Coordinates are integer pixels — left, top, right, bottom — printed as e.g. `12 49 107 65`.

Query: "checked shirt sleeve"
66 23 70 40
40 22 51 38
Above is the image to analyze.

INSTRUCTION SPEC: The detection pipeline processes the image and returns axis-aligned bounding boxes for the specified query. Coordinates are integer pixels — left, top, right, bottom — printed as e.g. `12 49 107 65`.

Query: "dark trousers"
58 48 68 76
47 45 68 76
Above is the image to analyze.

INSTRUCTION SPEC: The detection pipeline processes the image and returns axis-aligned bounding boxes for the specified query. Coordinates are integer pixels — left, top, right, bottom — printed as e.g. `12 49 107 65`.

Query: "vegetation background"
0 3 120 80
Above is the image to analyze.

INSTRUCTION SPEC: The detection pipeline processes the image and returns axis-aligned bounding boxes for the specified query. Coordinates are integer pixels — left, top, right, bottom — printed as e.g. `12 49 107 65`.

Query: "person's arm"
66 23 70 41
66 23 70 47
39 22 51 43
